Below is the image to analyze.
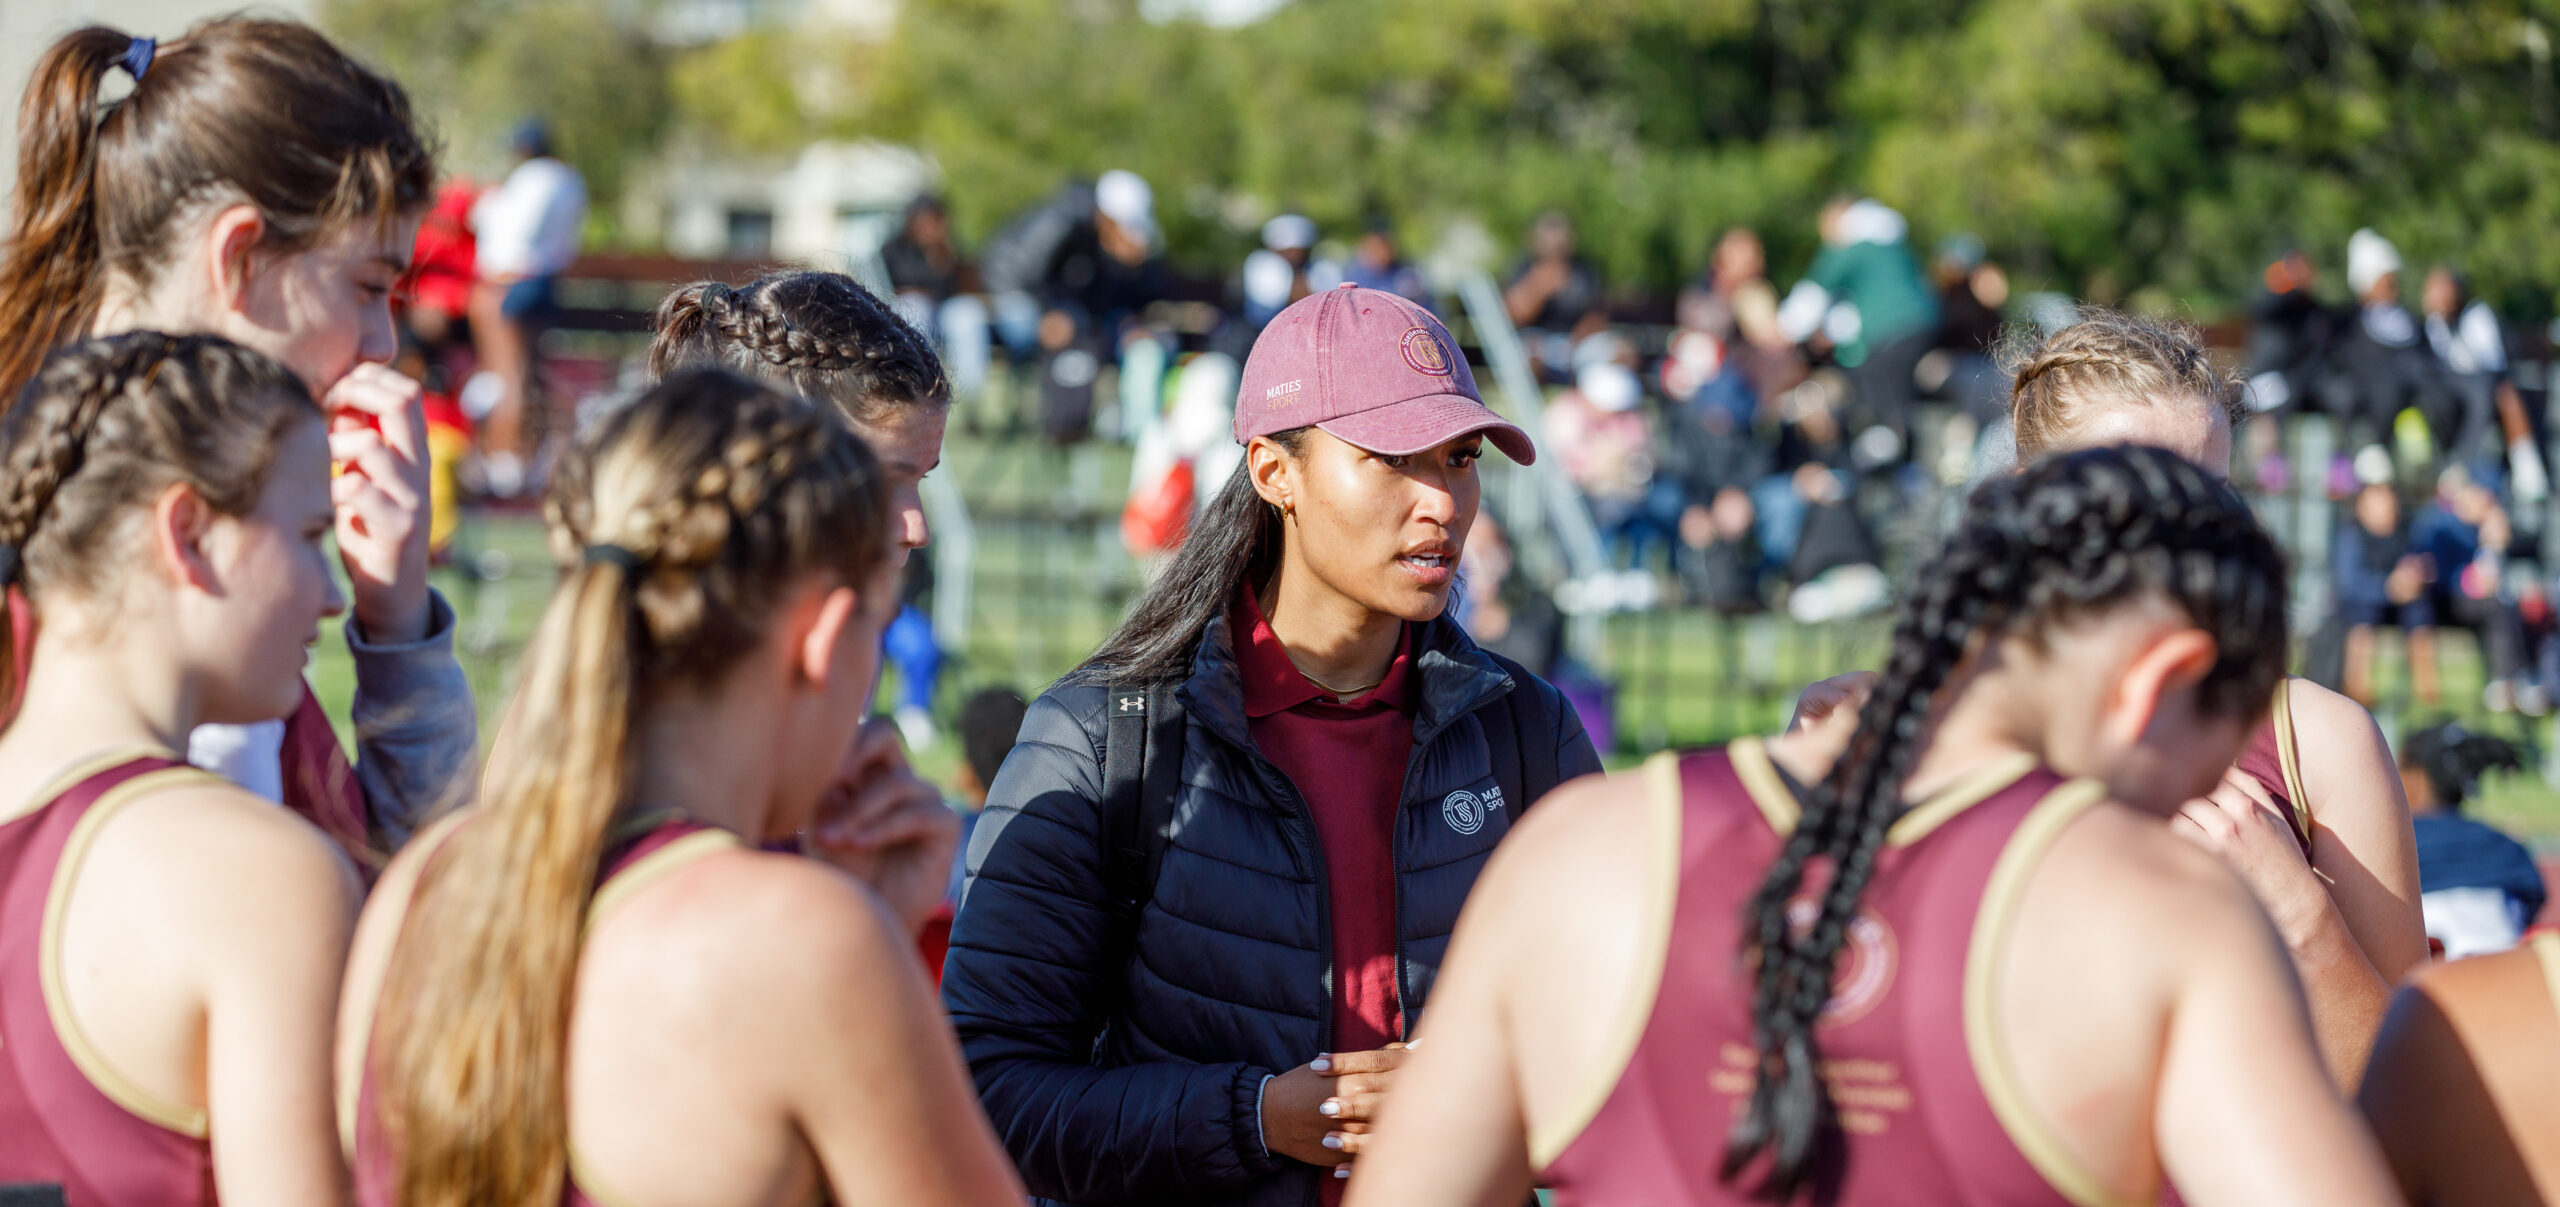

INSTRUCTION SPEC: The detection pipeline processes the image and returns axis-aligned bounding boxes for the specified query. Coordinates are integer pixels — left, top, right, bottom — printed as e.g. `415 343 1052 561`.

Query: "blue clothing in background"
2414 813 2547 915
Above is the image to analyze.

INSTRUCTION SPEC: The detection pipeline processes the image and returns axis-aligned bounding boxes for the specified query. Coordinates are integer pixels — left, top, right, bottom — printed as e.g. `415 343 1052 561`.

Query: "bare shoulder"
2404 944 2554 1036
1483 764 1664 926
2286 679 2400 805
92 778 360 917
582 846 914 1019
2041 800 2275 959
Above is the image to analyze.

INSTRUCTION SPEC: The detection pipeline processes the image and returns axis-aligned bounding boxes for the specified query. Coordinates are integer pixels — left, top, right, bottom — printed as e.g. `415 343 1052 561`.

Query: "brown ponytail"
0 17 437 402
374 370 893 1207
0 332 316 721
0 30 130 402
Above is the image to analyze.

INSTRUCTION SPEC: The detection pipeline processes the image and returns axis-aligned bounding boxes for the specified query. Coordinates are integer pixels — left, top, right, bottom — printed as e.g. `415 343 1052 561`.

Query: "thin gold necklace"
1297 666 1387 699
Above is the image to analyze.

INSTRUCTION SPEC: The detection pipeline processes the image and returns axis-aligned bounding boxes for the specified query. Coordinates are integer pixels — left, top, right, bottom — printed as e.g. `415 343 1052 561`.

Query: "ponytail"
1072 428 1303 685
0 17 435 403
375 370 891 1207
0 29 130 400
379 557 637 1206
1722 445 2289 1196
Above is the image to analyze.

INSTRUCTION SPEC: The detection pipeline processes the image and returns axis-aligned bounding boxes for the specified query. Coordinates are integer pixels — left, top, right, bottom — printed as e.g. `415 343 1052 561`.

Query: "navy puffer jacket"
944 609 1600 1207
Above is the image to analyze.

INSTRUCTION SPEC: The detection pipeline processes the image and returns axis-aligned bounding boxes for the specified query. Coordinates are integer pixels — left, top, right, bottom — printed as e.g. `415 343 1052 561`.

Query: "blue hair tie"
119 36 156 82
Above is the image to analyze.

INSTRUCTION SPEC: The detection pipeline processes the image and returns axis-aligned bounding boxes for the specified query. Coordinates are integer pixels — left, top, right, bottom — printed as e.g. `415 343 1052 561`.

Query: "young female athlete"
338 370 1023 1207
1792 311 2426 1085
2360 927 2560 1204
0 334 359 1202
646 270 964 929
1346 444 2398 1207
0 17 467 856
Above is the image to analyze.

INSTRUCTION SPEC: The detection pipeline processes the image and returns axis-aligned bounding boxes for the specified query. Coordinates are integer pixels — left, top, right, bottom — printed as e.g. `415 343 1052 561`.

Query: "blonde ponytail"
374 369 892 1206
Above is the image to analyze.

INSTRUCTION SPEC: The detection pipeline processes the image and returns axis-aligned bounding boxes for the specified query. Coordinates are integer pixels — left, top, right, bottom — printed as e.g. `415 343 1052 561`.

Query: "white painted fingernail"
1333 1166 1352 1179
1318 1099 1341 1117
1310 1055 1332 1072
1323 1133 1344 1150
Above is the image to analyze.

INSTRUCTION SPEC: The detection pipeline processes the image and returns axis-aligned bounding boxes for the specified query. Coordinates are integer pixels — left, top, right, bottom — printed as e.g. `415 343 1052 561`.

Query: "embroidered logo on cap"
1401 327 1453 377
1266 379 1303 403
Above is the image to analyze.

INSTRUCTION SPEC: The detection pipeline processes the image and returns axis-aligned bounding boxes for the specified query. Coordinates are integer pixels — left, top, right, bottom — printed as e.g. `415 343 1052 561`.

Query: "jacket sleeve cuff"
1234 1065 1284 1177
345 588 478 846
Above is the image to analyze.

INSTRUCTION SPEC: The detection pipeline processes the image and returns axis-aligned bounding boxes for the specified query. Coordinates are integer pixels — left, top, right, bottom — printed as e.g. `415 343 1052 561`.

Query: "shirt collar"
1231 585 1414 719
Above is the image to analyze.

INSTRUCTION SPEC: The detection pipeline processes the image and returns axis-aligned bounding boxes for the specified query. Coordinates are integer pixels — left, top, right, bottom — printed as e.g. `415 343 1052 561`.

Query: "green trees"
324 0 2560 315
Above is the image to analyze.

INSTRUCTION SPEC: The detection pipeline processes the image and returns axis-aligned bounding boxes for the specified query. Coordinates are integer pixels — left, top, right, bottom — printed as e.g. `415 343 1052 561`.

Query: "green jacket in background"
1803 239 1940 367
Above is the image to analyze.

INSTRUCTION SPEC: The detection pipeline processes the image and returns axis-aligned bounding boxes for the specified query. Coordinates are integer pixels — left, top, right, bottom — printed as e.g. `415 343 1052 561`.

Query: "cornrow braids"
646 270 950 427
0 332 314 714
1722 444 2289 1197
2003 307 2241 463
378 367 894 1207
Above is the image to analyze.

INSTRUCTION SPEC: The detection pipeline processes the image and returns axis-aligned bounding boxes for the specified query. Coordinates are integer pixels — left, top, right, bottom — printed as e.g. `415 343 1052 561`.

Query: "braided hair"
647 271 949 426
0 332 314 715
1723 444 2289 1196
2005 308 2241 462
375 368 893 1207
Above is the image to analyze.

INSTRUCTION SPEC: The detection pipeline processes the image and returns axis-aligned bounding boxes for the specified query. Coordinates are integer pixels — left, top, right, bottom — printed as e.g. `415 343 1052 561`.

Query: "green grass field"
308 436 2560 848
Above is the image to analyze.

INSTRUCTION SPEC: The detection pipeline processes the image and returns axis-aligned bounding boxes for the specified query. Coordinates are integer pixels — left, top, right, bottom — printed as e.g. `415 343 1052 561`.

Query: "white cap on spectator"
2348 228 2402 296
1097 169 1155 244
2354 444 2396 487
1262 213 1316 252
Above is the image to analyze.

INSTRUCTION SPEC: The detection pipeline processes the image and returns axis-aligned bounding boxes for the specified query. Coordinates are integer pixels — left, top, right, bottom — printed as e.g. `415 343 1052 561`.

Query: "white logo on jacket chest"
1440 786 1506 836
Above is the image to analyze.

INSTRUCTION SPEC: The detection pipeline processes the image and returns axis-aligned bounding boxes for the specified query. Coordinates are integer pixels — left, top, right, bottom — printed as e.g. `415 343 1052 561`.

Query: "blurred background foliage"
323 0 2560 316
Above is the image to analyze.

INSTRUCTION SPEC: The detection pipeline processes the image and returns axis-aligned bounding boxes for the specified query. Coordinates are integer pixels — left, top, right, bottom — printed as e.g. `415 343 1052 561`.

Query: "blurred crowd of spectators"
869 174 2560 720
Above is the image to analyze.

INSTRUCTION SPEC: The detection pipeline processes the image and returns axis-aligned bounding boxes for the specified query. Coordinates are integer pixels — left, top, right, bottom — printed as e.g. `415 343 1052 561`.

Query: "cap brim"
1316 393 1537 466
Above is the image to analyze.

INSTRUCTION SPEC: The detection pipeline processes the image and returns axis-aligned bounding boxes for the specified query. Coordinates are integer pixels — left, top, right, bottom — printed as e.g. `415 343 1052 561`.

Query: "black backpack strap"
1101 682 1187 909
1094 682 1186 1062
1135 683 1186 900
1101 684 1152 909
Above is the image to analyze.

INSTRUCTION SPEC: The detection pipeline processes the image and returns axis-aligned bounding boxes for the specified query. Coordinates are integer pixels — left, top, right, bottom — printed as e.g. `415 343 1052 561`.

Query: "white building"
634 138 936 270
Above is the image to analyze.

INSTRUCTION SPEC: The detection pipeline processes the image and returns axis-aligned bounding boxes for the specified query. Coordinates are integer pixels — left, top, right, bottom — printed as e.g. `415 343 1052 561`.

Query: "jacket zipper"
1385 686 1505 1041
1227 679 1509 1051
1248 750 1335 1051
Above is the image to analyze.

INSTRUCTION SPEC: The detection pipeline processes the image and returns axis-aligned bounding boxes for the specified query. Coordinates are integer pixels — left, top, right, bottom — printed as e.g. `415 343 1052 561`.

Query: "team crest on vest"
1440 785 1506 835
1785 897 1899 1027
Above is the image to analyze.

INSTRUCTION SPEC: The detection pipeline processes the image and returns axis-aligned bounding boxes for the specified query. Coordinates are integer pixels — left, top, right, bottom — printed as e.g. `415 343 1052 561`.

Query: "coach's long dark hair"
1723 445 2290 1197
1071 428 1308 685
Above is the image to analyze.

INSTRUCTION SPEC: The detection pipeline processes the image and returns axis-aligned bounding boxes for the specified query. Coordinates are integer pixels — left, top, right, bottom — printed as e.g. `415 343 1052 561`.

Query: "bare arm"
2359 958 2552 1207
184 793 365 1205
755 862 1026 1206
2293 680 2428 1081
1348 775 1655 1207
2152 859 2398 1206
1342 844 1539 1207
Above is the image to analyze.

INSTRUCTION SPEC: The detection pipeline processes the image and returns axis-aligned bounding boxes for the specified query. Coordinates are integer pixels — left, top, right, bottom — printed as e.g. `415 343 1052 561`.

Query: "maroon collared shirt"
1231 587 1416 1071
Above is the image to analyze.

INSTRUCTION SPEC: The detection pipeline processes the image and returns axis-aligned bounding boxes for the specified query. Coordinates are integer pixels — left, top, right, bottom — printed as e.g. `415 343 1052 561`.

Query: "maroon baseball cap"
1233 284 1535 465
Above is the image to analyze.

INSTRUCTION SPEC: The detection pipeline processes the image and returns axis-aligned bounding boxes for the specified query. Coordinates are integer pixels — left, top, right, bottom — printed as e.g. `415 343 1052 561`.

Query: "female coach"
941 285 1601 1207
